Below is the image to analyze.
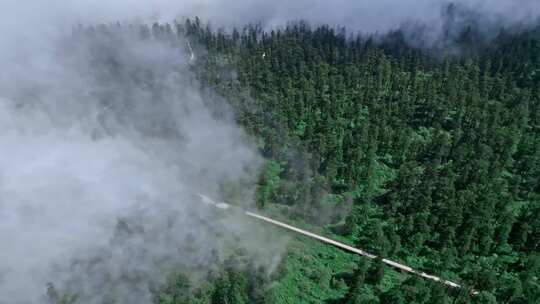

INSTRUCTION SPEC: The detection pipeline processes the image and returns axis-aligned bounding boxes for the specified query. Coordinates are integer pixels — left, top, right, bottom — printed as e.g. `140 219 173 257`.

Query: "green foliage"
187 19 540 303
46 283 78 304
155 257 272 304
64 21 540 304
157 274 193 304
257 160 284 208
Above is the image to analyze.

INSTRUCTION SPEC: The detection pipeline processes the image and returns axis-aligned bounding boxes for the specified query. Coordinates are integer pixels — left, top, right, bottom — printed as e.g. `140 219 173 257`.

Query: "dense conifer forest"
50 18 539 304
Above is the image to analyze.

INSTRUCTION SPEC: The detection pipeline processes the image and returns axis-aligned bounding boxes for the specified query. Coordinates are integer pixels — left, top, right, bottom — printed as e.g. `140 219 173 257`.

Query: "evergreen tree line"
185 19 539 303
48 21 539 303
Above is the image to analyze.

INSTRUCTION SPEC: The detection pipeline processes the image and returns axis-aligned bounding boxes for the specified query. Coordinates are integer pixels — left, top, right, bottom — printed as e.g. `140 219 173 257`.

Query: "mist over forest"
0 1 539 304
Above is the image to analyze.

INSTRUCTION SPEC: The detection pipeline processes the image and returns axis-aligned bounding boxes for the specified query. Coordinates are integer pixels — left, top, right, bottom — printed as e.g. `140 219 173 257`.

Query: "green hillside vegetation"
50 20 540 303
185 19 540 303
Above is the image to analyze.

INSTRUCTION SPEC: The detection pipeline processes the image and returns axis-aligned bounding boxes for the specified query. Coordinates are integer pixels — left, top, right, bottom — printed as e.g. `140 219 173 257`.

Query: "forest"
49 16 539 304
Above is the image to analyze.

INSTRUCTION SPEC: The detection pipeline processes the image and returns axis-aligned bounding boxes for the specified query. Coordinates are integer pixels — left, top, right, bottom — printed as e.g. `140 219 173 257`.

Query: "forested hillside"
51 21 539 304
184 19 540 303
